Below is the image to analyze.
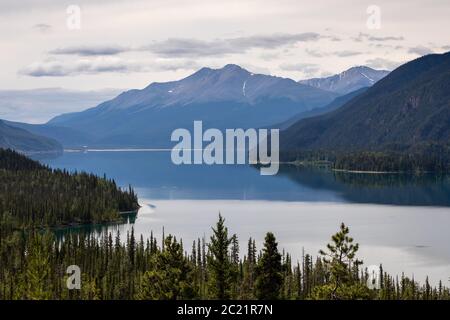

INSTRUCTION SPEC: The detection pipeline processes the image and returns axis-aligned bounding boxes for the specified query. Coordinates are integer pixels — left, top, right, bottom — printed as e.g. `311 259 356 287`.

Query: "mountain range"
0 120 62 153
280 52 450 155
46 64 340 147
1 64 390 151
298 66 389 94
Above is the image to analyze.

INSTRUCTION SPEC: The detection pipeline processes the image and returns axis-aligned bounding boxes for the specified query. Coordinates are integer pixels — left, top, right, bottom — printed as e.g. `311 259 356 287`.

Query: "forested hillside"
0 120 62 153
280 52 450 172
0 148 139 227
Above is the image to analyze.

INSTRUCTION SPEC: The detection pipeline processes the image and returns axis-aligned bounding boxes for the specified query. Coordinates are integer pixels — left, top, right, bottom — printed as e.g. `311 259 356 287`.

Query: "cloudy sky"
0 0 449 122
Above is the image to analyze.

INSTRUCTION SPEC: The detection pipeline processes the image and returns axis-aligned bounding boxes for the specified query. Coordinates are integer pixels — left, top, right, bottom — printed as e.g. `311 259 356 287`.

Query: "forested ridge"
0 120 62 153
0 215 448 300
279 52 450 173
281 143 450 173
0 148 139 227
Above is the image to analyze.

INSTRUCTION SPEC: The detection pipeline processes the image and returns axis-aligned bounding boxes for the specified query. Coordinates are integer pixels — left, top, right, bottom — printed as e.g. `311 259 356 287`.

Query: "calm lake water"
39 150 450 285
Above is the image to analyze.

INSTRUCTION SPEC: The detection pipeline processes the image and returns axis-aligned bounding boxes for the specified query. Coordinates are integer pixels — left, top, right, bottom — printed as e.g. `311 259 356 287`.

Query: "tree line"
280 142 450 173
1 214 449 300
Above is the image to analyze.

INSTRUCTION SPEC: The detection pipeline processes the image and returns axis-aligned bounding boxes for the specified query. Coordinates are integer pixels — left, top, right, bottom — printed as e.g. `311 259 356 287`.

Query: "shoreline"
282 161 440 175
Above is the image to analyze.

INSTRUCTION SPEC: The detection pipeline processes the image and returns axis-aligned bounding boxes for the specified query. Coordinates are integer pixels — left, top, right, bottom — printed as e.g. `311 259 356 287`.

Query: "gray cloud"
305 49 363 58
20 59 144 77
228 32 321 48
45 33 322 59
145 38 237 57
322 35 342 42
369 35 404 41
353 32 404 42
408 46 433 56
305 48 323 57
365 58 403 70
21 58 200 77
33 23 52 33
442 45 450 51
145 33 322 57
333 50 363 57
279 62 320 75
50 45 129 56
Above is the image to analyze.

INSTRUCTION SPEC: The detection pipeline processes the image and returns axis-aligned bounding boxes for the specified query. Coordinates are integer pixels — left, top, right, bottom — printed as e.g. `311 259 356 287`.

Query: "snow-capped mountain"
47 64 338 147
298 66 390 95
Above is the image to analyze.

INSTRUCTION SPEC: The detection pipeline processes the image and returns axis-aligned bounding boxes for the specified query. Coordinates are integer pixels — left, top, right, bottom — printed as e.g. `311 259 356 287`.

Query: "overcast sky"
0 0 449 122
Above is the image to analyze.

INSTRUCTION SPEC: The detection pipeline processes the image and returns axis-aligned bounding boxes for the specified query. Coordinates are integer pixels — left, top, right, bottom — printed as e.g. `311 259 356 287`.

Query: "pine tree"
255 232 282 300
207 214 232 299
315 223 368 300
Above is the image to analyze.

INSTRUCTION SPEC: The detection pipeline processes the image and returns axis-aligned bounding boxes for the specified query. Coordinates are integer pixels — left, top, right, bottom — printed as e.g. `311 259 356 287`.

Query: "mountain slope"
272 87 367 130
0 120 62 153
4 120 93 148
281 52 450 154
48 64 338 147
299 66 389 94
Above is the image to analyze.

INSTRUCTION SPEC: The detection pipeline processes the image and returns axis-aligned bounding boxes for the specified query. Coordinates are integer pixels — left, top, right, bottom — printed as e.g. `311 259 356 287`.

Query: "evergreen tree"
315 223 369 300
207 214 232 299
255 232 282 300
137 235 193 300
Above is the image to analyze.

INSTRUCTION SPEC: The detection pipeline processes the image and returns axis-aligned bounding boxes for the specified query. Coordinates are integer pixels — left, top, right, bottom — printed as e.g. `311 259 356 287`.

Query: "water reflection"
278 165 450 206
38 151 450 206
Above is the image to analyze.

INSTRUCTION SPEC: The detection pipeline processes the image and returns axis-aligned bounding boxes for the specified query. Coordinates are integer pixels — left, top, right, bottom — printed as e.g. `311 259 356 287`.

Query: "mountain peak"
299 65 389 94
281 51 450 154
187 64 248 81
47 62 339 147
222 64 244 71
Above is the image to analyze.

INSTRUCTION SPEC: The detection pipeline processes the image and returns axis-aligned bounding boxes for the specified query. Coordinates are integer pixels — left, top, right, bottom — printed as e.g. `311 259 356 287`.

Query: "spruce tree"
207 214 232 299
255 232 282 300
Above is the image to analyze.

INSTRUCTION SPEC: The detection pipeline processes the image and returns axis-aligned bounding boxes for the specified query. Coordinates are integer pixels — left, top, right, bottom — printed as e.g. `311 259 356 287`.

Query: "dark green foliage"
0 148 139 227
207 214 233 299
314 223 369 299
255 232 283 299
280 145 450 173
137 235 194 300
0 214 449 300
333 145 450 172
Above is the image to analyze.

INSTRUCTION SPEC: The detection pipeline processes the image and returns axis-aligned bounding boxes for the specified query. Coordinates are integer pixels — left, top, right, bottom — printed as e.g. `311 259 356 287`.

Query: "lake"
39 150 450 285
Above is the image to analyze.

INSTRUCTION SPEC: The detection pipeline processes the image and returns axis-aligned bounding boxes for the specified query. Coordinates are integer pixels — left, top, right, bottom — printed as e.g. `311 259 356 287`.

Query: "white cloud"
408 46 433 56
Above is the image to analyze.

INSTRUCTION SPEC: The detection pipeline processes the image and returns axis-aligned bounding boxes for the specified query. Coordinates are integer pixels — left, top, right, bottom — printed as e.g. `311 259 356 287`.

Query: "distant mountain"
281 52 450 154
48 64 338 147
299 66 389 95
272 87 367 130
4 120 93 148
0 120 62 153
